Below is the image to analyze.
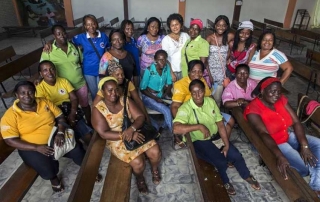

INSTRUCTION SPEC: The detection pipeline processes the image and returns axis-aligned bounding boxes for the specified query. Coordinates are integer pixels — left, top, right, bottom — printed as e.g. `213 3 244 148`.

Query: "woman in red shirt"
244 77 320 196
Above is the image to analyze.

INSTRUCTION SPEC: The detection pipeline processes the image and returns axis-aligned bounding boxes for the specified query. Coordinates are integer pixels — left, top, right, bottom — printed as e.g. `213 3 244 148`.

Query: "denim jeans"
212 82 224 107
193 139 250 184
84 75 99 100
278 131 320 191
142 94 172 132
74 118 93 139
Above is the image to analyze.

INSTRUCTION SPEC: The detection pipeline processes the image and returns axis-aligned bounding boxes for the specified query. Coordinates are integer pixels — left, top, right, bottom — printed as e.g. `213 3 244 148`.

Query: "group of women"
1 12 320 198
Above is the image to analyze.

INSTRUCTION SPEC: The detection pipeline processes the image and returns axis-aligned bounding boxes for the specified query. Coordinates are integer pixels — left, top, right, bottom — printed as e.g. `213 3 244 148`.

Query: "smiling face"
190 83 205 107
148 21 159 37
102 80 119 103
235 66 249 84
169 19 182 34
215 19 228 35
111 32 124 49
111 68 125 85
262 82 281 105
188 64 203 80
53 26 67 45
155 52 167 69
261 33 274 50
189 24 200 39
123 23 133 38
15 85 36 106
40 62 56 84
84 17 97 34
239 28 251 42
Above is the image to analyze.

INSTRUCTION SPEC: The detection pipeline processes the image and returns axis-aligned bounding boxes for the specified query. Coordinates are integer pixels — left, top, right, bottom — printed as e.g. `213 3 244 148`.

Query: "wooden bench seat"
231 107 320 201
2 26 46 37
185 133 230 202
291 28 320 50
264 18 284 30
250 19 266 31
275 29 306 54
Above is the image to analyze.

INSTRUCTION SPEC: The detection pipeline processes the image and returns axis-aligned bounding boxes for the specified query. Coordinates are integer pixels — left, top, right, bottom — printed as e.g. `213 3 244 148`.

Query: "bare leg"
225 117 235 139
129 154 148 194
50 176 64 192
145 144 162 184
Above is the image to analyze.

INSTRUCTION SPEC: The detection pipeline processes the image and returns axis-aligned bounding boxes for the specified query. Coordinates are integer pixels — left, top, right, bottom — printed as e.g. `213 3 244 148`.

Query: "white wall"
128 0 179 23
185 0 235 27
71 0 123 25
239 0 288 23
291 0 316 28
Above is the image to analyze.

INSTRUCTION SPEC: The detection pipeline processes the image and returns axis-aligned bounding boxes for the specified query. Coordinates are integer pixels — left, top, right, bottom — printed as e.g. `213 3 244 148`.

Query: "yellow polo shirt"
172 76 211 103
0 98 62 144
36 77 74 106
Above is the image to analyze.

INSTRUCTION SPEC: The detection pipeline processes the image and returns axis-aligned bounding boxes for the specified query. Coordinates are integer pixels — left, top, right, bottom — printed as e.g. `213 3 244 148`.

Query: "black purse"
122 80 158 151
58 102 85 122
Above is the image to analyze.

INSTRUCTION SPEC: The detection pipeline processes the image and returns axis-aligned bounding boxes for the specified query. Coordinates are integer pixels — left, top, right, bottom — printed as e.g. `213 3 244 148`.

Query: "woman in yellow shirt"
0 81 85 193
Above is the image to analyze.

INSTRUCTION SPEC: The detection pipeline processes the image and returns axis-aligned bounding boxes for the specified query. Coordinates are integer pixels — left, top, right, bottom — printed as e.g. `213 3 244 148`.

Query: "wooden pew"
275 29 306 54
231 107 320 202
264 18 284 30
185 133 230 202
68 131 132 202
306 49 320 69
250 19 266 31
291 28 320 50
73 17 83 27
2 26 37 37
0 46 16 64
0 133 38 202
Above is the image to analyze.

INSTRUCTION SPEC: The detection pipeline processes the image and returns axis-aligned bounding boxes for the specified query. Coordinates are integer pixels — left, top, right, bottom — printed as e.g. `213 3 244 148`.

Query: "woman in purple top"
222 64 257 108
137 17 165 76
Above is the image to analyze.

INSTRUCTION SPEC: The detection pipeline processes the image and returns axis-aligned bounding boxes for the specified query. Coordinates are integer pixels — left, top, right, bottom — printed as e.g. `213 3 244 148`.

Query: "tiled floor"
1 31 320 201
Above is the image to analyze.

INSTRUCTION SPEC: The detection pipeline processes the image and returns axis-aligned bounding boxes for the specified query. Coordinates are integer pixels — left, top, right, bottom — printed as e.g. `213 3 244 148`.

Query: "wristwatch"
131 126 137 132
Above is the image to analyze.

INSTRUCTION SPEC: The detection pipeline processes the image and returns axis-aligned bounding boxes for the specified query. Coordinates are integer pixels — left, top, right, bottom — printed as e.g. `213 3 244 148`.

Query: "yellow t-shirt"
172 77 212 103
0 98 62 144
36 77 74 106
97 80 135 98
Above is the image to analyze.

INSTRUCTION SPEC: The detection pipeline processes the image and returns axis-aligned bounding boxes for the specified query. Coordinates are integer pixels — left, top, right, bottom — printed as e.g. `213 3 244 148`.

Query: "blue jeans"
142 94 172 132
278 131 320 191
74 118 93 139
193 139 250 184
84 75 99 100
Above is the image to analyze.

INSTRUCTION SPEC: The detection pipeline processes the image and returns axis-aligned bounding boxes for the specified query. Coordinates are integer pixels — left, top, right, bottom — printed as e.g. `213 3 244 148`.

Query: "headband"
190 19 203 30
98 76 118 90
261 77 280 90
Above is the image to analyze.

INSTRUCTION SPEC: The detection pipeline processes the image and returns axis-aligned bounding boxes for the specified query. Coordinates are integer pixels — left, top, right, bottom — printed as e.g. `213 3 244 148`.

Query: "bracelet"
131 126 137 132
301 145 309 149
57 131 64 135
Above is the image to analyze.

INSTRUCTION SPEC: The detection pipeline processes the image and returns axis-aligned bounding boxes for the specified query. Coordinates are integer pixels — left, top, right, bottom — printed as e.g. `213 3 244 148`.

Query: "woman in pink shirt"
222 64 257 108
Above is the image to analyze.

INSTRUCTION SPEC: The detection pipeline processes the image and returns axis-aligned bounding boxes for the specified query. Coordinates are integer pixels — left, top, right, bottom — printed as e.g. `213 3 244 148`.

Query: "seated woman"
171 60 235 139
94 60 150 124
173 79 260 195
92 77 162 195
140 50 173 133
0 81 85 193
36 60 92 146
222 64 257 108
244 77 320 197
248 30 293 84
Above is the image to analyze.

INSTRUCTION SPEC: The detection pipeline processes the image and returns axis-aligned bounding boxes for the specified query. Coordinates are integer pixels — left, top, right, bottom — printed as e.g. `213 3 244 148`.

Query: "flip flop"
52 181 64 193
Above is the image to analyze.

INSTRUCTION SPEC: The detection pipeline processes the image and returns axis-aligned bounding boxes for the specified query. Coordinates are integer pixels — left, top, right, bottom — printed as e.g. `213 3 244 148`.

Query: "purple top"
222 78 257 104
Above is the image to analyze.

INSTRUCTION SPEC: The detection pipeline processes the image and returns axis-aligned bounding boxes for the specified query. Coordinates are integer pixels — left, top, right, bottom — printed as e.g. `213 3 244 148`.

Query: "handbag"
58 102 84 123
48 126 76 160
214 34 230 88
192 109 225 149
122 80 158 151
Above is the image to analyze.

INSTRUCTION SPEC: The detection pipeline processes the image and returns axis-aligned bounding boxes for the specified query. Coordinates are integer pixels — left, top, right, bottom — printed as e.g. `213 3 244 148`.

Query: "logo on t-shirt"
59 88 66 95
100 42 105 49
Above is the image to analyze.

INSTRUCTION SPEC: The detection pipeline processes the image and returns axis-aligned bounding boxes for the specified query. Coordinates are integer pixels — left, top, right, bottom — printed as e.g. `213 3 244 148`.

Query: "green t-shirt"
181 35 209 77
40 41 86 90
173 97 223 142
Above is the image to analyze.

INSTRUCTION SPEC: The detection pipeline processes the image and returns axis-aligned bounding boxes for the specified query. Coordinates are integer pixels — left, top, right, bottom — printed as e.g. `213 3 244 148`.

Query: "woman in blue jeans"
173 79 260 195
140 50 173 133
245 77 320 197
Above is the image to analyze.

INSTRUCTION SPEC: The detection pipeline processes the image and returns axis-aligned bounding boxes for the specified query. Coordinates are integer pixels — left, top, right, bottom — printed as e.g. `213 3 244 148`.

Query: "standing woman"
72 14 110 100
120 20 141 78
99 29 139 88
137 17 165 76
248 30 293 84
181 19 210 85
206 15 234 107
227 21 256 80
162 13 190 82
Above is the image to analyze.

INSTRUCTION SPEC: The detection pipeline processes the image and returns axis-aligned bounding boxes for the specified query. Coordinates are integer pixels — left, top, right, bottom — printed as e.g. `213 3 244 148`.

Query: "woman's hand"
221 145 229 157
68 111 77 127
132 132 145 144
300 147 318 167
43 43 53 53
36 145 54 156
276 155 290 180
122 128 134 142
54 133 65 147
199 124 210 139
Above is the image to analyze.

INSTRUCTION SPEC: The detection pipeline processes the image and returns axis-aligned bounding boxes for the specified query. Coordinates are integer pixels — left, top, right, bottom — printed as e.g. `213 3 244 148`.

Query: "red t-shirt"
243 95 293 144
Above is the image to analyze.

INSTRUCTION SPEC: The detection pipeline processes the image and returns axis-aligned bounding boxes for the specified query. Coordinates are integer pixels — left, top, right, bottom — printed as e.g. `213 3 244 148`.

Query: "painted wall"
0 0 19 32
291 0 316 28
239 0 288 23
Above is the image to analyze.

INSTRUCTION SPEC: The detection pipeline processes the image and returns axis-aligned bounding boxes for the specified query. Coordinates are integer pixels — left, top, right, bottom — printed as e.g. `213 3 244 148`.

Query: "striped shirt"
248 49 287 82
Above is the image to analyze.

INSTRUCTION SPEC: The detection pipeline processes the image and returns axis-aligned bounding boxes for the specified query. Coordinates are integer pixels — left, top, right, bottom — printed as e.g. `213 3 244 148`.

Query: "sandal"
96 173 102 183
245 175 261 190
136 177 148 195
151 170 161 185
224 183 236 195
52 182 64 193
173 135 186 150
227 162 234 168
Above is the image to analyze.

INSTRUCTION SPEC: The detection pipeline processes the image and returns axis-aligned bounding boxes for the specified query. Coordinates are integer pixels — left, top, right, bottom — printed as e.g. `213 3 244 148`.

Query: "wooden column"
284 0 297 28
178 0 186 22
232 0 242 22
11 0 22 26
123 0 128 20
64 0 74 27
